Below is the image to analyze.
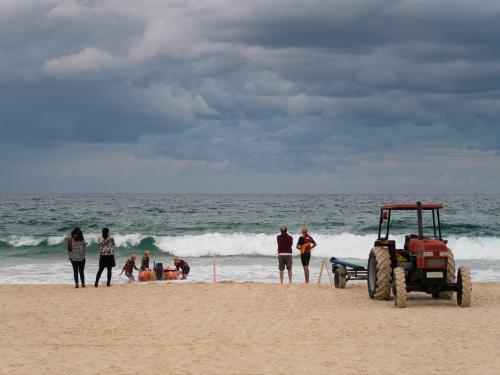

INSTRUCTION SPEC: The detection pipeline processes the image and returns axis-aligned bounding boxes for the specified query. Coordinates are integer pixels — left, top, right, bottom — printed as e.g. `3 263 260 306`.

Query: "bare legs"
279 270 293 284
303 266 309 283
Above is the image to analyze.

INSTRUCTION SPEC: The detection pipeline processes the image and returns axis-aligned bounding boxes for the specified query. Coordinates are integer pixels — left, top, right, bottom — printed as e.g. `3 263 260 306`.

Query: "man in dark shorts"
174 256 190 280
277 226 293 284
296 226 316 283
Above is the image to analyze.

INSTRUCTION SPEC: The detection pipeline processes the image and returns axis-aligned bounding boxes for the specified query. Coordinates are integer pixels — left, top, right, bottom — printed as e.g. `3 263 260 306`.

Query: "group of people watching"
67 225 317 287
66 227 189 288
276 226 317 284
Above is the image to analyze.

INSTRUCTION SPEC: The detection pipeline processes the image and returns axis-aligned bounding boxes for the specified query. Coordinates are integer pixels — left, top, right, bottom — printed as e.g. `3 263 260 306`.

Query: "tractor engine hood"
408 238 448 253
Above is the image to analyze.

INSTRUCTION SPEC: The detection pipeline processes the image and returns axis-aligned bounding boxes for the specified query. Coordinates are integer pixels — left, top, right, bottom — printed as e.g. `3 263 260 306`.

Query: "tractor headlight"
439 252 448 257
423 251 434 257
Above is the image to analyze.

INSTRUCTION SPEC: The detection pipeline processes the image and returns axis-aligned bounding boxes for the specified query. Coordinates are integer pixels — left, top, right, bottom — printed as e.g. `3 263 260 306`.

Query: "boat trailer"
330 257 368 288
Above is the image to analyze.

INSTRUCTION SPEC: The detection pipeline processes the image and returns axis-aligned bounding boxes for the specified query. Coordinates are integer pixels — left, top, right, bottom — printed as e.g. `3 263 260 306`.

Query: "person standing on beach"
94 228 116 287
296 226 316 284
277 226 293 284
67 227 87 288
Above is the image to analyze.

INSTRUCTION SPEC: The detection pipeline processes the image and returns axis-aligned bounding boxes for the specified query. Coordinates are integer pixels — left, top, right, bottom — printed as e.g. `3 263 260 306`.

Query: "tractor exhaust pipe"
417 201 423 239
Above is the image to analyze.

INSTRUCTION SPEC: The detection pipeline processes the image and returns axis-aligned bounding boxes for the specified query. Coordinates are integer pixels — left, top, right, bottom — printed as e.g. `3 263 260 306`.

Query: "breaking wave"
0 232 499 260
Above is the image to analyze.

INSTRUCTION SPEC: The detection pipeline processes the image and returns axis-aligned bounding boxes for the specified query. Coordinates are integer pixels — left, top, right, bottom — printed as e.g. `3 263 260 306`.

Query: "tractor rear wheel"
392 267 407 308
334 265 347 289
438 249 456 299
457 266 472 307
367 247 392 300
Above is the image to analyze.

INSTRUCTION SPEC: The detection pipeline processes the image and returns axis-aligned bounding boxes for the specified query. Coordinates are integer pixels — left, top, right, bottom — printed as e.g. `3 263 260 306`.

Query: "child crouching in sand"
120 254 139 282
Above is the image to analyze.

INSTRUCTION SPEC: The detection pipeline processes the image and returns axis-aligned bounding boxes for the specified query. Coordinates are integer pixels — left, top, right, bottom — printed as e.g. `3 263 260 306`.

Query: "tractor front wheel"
392 267 407 308
367 247 392 300
457 266 472 307
438 249 456 299
334 265 347 289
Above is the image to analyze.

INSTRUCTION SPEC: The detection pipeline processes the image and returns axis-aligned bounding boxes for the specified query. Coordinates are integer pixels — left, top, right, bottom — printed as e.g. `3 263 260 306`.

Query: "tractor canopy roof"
380 203 443 210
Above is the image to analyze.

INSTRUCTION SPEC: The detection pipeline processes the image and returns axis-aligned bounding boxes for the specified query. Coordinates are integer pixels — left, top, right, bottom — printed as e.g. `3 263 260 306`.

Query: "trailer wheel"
367 247 392 300
457 266 472 307
392 267 407 308
334 265 347 289
438 249 456 299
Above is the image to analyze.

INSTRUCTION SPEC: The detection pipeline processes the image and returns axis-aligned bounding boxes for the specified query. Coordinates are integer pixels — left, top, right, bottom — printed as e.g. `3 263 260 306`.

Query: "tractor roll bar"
380 204 443 210
378 202 444 241
437 209 442 240
378 209 392 240
432 209 437 238
417 201 424 239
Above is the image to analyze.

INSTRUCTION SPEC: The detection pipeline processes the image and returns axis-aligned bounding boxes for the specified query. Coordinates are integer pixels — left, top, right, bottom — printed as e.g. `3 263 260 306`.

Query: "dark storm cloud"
0 0 499 192
218 4 500 54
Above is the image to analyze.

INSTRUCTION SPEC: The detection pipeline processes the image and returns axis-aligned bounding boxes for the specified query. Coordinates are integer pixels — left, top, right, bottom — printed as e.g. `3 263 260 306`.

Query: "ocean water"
0 194 499 284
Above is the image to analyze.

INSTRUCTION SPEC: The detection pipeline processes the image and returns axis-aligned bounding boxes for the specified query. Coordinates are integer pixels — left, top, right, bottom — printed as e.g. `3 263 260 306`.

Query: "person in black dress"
94 228 116 287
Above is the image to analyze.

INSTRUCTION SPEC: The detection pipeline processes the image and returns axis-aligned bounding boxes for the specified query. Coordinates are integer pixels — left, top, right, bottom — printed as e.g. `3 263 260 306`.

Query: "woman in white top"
94 228 116 287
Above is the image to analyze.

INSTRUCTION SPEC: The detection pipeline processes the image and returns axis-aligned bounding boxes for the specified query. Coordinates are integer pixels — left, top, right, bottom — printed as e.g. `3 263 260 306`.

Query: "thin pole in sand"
212 256 216 283
325 259 334 285
317 258 325 285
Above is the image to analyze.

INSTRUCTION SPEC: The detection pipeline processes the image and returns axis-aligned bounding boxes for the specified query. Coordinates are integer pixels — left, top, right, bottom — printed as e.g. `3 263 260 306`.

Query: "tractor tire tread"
372 247 392 300
394 267 407 308
458 266 472 307
439 249 455 299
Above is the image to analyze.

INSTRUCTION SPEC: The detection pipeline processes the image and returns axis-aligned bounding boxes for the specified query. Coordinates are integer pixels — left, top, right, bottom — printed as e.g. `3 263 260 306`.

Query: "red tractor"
367 202 472 308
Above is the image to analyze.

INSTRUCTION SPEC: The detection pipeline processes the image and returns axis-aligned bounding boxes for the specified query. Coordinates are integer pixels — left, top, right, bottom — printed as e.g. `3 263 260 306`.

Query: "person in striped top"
67 227 87 288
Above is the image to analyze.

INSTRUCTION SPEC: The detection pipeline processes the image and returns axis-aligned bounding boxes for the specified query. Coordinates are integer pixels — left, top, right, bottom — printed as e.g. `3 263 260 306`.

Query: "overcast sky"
1 0 499 193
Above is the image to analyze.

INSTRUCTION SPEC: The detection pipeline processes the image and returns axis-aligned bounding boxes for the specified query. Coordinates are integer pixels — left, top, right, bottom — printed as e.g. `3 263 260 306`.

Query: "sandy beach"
1 281 499 375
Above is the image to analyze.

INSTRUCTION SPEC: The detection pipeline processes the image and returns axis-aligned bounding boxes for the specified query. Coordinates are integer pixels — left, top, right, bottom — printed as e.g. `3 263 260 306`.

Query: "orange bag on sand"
163 270 178 280
138 270 156 282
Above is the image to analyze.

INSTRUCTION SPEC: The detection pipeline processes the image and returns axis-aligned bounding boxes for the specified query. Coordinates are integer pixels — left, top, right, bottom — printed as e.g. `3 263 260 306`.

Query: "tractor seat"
404 234 419 251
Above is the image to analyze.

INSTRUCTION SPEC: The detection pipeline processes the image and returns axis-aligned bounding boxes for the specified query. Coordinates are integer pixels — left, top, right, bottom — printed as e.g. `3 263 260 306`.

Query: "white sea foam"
1 232 500 260
151 232 378 257
113 233 145 247
47 235 66 246
447 237 500 260
152 232 500 260
5 235 43 247
79 232 144 247
153 232 276 257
